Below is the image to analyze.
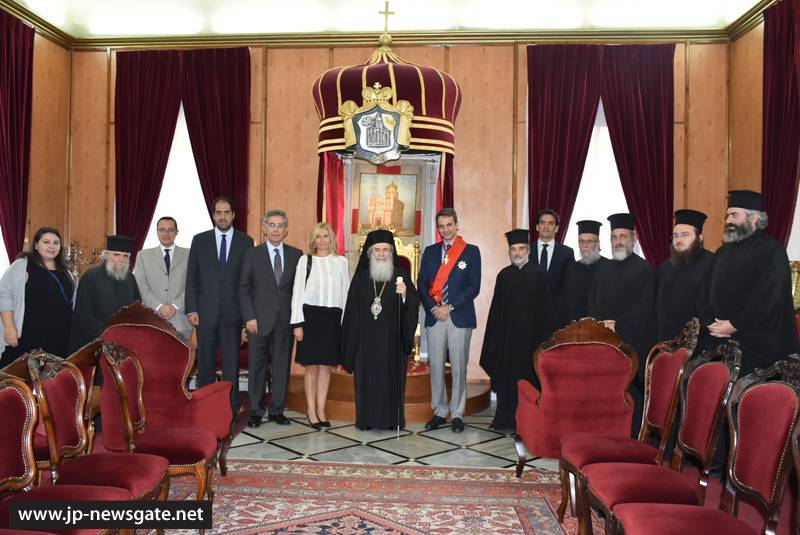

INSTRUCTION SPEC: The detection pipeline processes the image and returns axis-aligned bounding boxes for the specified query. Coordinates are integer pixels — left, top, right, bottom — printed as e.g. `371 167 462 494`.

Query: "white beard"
579 250 602 265
612 244 633 261
105 260 130 281
369 256 393 282
510 254 529 269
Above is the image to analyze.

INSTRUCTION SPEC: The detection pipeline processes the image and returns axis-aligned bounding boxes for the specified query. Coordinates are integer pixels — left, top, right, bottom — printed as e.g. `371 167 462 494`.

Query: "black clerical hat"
576 220 602 235
106 235 134 253
727 190 762 211
674 209 707 232
505 229 530 246
354 229 398 275
607 213 635 231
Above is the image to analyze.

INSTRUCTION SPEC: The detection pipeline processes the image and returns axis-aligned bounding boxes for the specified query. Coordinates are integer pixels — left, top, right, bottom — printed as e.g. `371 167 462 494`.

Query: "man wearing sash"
418 208 482 433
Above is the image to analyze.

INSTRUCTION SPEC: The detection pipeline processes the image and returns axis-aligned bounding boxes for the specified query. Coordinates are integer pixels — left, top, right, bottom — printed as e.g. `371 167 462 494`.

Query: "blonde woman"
290 223 349 429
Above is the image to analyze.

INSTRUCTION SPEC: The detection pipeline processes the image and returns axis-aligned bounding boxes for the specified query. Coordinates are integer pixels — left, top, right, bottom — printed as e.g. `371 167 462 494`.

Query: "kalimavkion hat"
607 213 635 231
505 229 530 246
576 220 602 235
674 209 707 232
727 190 762 211
105 235 134 253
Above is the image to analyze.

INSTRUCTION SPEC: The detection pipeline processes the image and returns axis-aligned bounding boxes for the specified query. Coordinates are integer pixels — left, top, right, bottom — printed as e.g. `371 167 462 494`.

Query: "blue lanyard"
46 269 72 305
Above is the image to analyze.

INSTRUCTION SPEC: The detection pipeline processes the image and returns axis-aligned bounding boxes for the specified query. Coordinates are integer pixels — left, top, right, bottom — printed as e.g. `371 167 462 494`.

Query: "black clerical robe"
588 254 657 383
69 265 141 352
480 261 555 430
656 249 714 341
555 257 609 328
342 268 419 429
702 230 799 374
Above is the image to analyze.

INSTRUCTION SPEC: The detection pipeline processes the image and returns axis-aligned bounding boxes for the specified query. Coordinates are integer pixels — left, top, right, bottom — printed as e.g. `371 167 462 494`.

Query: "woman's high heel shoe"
316 411 331 428
307 414 323 430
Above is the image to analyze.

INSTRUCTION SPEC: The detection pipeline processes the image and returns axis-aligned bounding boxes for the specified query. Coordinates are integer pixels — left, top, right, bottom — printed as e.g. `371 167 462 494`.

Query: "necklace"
371 280 388 320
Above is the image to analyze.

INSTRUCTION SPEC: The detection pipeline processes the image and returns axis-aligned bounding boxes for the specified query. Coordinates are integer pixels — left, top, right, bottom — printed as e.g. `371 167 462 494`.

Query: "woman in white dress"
290 223 349 429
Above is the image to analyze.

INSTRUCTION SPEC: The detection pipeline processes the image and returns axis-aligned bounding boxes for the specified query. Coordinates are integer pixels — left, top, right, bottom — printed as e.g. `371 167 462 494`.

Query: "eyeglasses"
265 223 286 229
671 232 694 240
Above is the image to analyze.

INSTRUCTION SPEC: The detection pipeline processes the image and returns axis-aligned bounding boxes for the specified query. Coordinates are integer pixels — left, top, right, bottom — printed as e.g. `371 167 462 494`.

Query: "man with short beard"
702 190 798 373
656 209 714 341
342 229 419 430
479 229 555 432
69 235 141 352
588 213 656 434
555 220 609 327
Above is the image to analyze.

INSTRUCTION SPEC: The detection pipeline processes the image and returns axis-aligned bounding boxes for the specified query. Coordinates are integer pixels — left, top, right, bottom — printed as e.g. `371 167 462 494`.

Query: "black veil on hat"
355 229 400 275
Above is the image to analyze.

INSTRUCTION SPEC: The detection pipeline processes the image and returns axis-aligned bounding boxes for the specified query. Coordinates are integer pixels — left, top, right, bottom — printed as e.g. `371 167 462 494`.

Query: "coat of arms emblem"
340 83 414 165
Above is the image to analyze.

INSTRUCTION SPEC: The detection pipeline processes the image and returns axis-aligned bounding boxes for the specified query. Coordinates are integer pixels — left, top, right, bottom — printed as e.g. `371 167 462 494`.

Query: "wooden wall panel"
247 47 265 237
449 45 515 381
68 51 110 254
515 44 527 229
28 35 70 240
686 43 728 250
730 23 763 191
264 48 330 251
674 125 686 209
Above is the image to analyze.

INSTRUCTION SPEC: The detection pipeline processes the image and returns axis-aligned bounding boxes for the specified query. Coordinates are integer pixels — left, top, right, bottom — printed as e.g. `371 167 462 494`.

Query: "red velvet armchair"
557 318 699 522
0 376 132 534
580 339 741 534
514 318 638 473
613 355 800 535
102 303 233 474
100 341 218 503
27 351 170 501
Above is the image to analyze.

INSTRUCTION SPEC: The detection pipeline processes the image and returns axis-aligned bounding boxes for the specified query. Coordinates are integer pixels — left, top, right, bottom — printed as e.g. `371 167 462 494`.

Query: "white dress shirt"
214 227 232 259
537 239 554 271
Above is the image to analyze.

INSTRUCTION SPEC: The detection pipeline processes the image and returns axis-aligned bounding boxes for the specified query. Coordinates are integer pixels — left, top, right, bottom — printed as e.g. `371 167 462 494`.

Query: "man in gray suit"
134 217 192 339
186 197 254 412
239 209 302 428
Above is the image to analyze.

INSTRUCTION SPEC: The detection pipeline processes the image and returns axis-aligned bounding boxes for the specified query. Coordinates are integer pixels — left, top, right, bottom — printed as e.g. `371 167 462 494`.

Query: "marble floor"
227 406 558 472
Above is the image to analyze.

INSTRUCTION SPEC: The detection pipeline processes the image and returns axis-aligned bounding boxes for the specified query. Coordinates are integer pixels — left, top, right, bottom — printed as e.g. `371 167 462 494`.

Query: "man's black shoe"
452 417 465 433
268 413 291 425
425 415 447 430
247 415 262 428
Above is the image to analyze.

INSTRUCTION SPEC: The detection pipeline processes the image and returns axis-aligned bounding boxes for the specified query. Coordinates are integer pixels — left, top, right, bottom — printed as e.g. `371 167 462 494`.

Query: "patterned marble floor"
227 405 558 472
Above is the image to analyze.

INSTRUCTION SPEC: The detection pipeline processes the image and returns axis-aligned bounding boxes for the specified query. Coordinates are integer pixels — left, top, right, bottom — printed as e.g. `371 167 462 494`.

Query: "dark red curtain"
0 11 33 261
115 50 183 262
527 45 602 242
762 0 800 246
441 153 455 209
601 44 675 267
183 48 250 231
324 152 345 252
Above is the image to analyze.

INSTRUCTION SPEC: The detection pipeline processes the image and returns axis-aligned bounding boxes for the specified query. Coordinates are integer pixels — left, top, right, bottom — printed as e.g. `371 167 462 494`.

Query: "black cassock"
480 261 555 430
701 230 799 374
656 249 714 341
342 268 419 429
555 257 609 328
69 265 141 353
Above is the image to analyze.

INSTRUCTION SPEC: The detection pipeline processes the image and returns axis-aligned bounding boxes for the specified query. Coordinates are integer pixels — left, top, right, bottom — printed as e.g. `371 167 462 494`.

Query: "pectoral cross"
379 1 395 33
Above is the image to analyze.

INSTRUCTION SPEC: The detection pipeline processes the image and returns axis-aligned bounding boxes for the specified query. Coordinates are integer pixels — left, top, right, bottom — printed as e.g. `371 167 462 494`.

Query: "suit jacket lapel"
263 243 278 287
170 247 187 270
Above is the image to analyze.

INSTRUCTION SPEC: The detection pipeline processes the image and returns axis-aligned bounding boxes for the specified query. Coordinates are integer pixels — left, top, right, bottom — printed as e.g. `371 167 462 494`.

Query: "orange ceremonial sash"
429 236 467 305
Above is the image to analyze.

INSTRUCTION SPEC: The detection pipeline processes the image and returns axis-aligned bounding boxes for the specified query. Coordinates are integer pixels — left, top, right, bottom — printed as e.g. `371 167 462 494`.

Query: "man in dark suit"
185 196 254 412
534 208 574 296
418 208 481 433
239 209 302 428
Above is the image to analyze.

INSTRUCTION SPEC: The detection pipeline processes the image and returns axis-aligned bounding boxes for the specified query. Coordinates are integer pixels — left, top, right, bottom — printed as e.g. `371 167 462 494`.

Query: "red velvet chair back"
724 356 800 522
27 352 88 466
103 304 193 424
671 340 741 478
0 377 37 495
529 319 638 455
100 341 146 453
641 318 698 442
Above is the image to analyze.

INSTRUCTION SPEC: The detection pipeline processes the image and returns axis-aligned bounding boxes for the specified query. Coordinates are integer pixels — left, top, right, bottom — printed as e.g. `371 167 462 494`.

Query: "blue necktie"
219 234 227 270
442 244 451 305
164 248 171 274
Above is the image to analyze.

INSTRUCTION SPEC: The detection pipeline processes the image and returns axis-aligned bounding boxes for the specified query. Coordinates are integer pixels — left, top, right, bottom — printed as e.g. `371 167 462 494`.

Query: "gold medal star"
443 255 449 264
